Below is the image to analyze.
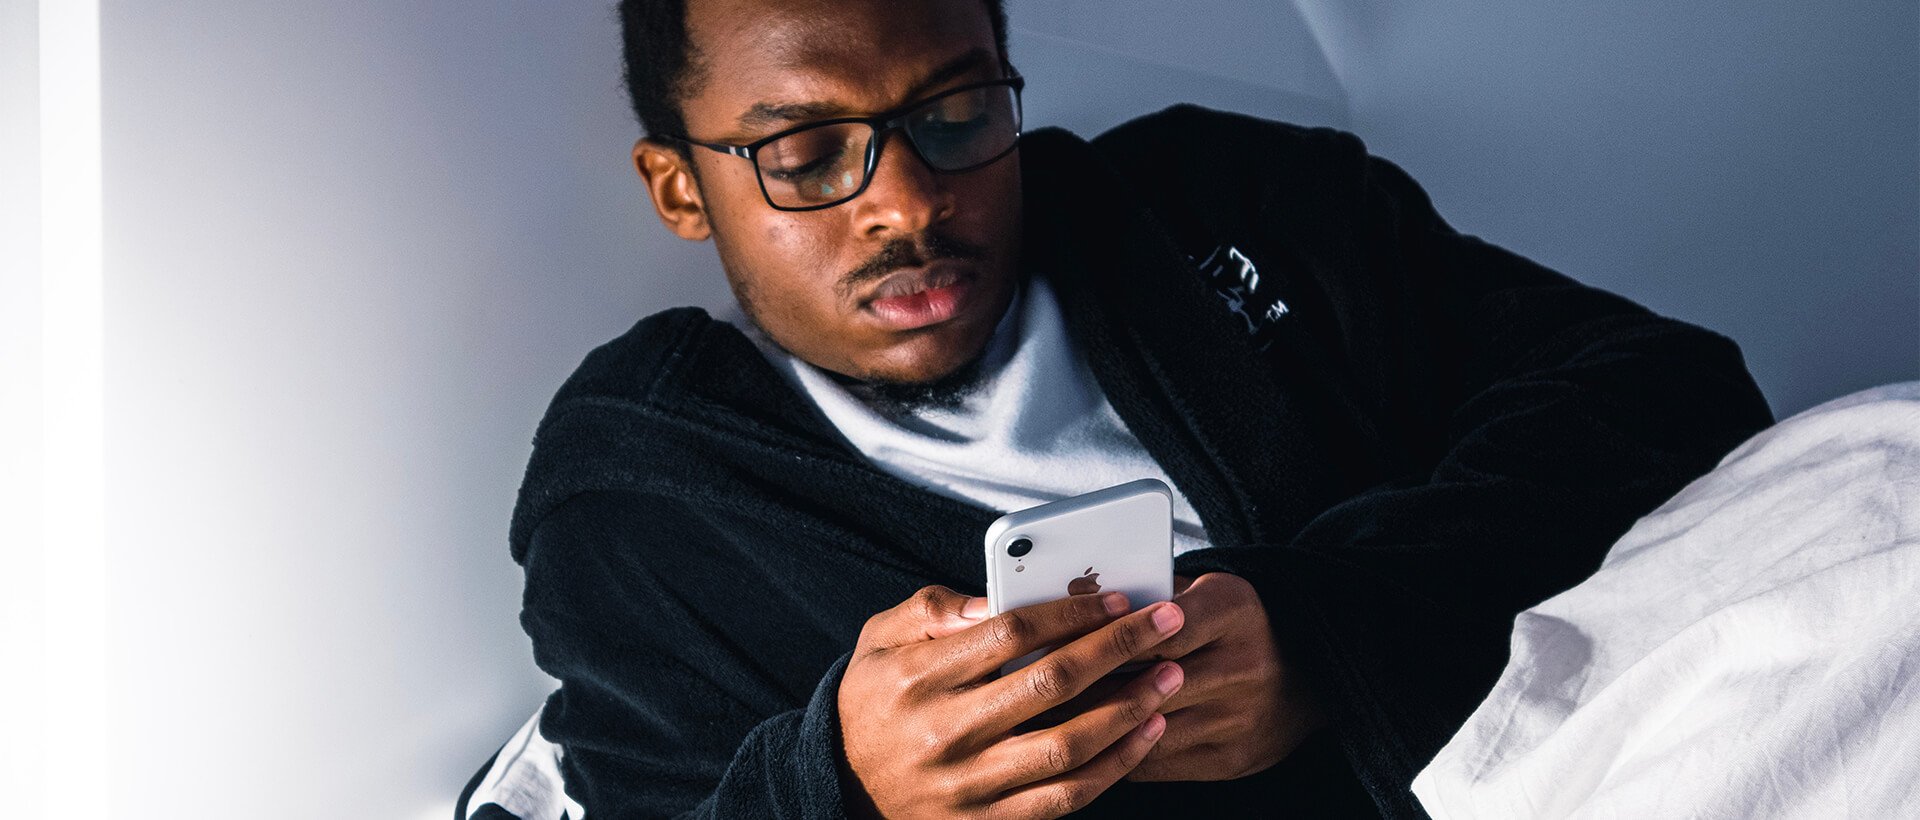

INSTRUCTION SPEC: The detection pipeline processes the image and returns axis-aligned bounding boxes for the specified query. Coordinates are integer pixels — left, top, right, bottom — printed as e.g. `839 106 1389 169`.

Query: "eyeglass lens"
755 83 1020 209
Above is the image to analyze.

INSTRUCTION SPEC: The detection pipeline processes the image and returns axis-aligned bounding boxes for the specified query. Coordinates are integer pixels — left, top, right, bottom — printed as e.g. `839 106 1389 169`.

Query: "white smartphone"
983 478 1176 677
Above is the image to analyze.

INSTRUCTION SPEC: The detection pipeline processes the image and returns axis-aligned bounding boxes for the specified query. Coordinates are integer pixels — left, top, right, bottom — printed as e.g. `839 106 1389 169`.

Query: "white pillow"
1413 382 1920 819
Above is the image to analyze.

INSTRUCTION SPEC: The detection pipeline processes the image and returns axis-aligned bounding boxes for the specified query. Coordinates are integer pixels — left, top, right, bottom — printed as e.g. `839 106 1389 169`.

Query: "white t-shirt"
735 275 1212 556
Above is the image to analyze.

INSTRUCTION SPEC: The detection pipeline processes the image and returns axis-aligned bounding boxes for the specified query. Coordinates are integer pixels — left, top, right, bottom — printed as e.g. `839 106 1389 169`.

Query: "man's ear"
634 138 712 241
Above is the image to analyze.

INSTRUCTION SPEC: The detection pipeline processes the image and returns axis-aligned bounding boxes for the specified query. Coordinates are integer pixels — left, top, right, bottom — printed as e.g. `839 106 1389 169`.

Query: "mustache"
837 233 989 301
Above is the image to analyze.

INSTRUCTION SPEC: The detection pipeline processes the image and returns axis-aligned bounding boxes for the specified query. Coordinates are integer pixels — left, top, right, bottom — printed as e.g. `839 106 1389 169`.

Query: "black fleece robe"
509 105 1775 818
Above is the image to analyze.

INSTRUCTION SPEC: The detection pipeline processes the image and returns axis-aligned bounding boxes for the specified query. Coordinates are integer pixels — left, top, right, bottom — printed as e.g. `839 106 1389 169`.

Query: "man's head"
621 0 1024 390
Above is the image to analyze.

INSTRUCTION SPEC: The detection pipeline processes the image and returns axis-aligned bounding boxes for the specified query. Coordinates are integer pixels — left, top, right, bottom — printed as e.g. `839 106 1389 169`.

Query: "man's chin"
855 372 990 416
828 346 996 415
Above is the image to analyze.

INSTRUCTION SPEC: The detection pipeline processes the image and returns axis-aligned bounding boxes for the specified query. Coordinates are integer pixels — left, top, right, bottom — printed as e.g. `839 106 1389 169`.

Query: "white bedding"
1412 382 1920 819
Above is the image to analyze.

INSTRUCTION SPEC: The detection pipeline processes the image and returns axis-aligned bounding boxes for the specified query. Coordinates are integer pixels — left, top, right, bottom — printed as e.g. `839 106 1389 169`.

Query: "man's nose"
851 129 954 238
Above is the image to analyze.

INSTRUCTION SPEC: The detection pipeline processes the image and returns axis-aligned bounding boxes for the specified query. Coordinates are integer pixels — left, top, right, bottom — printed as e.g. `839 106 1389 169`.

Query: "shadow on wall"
1012 0 1348 135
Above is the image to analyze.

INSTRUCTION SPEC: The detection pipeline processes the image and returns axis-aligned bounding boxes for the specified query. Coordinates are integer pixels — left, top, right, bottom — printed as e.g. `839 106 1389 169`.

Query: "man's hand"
1117 572 1327 782
837 585 1189 819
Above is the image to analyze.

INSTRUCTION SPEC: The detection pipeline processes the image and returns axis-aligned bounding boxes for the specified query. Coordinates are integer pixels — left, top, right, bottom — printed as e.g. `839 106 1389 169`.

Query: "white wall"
2 0 46 815
59 2 1919 818
98 3 710 815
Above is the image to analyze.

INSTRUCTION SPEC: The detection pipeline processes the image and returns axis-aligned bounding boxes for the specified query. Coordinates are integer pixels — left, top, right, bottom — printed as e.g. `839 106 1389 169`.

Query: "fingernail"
1153 663 1183 696
1141 713 1166 741
1151 603 1182 634
960 596 989 619
1102 591 1129 616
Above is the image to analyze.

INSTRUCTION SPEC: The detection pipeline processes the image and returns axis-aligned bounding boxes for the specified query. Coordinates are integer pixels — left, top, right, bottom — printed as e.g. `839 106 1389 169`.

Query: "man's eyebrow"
900 48 996 105
734 48 996 132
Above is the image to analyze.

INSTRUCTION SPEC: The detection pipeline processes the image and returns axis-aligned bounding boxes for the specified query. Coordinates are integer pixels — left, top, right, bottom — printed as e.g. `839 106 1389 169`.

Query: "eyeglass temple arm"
656 133 753 159
699 142 753 159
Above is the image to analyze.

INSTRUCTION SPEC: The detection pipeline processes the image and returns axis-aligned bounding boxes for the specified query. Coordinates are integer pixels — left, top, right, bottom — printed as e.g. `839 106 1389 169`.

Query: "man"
508 0 1774 816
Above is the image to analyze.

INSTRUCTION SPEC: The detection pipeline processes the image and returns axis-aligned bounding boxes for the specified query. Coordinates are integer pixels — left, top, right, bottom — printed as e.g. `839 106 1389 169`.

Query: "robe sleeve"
518 490 859 819
1173 146 1775 817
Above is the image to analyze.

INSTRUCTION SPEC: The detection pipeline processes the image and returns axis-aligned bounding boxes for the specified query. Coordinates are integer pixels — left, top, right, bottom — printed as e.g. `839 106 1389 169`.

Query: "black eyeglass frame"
659 72 1027 212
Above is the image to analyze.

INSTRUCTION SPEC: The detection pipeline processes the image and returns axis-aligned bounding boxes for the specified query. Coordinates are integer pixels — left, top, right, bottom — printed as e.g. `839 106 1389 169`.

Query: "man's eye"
913 113 989 153
917 101 986 128
765 148 844 182
921 114 988 133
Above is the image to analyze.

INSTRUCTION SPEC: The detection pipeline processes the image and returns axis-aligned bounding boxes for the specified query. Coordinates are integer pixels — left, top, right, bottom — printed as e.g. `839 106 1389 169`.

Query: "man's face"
637 0 1023 386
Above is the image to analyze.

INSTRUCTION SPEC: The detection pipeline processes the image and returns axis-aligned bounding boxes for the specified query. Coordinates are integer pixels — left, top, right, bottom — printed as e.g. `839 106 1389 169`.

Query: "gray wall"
1293 2 1919 417
81 1 1916 816
1013 0 1918 417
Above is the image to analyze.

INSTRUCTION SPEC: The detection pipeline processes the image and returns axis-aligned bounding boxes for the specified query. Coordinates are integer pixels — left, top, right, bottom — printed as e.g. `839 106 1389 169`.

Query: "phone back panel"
984 478 1175 616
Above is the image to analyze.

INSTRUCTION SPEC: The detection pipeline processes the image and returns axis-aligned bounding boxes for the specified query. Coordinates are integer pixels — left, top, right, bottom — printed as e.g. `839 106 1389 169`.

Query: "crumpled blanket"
460 706 584 820
1413 382 1920 819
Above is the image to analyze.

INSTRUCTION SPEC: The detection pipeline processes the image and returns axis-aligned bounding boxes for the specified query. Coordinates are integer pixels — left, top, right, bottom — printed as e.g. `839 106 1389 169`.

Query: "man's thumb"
869 585 992 648
921 591 991 641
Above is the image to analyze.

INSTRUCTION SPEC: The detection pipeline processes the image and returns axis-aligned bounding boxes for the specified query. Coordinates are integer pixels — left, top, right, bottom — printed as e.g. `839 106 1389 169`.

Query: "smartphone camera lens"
1007 538 1033 557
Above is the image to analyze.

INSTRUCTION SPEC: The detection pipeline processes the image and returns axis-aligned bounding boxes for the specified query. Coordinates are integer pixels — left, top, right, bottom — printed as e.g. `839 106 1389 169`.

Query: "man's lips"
860 263 976 331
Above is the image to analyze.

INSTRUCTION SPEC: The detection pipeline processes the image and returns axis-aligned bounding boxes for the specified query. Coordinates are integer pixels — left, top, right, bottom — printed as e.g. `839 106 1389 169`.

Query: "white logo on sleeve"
1189 244 1288 350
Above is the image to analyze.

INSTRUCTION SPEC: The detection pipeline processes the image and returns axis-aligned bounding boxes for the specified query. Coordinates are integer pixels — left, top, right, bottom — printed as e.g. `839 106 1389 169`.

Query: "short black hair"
618 0 1010 150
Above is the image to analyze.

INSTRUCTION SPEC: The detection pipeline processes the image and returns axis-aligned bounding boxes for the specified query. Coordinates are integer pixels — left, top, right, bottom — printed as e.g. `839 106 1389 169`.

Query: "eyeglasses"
661 73 1025 211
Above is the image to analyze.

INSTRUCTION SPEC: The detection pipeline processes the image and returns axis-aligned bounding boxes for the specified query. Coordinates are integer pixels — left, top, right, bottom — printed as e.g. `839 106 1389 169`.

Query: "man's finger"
989 712 1166 818
859 585 992 651
964 602 1182 739
920 590 1132 682
922 594 992 641
980 660 1183 791
1124 572 1239 663
1009 672 1131 734
1122 706 1213 782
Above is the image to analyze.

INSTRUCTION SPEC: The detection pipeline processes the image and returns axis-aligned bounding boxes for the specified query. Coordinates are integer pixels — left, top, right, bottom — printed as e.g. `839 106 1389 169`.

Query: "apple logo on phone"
1067 566 1102 596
